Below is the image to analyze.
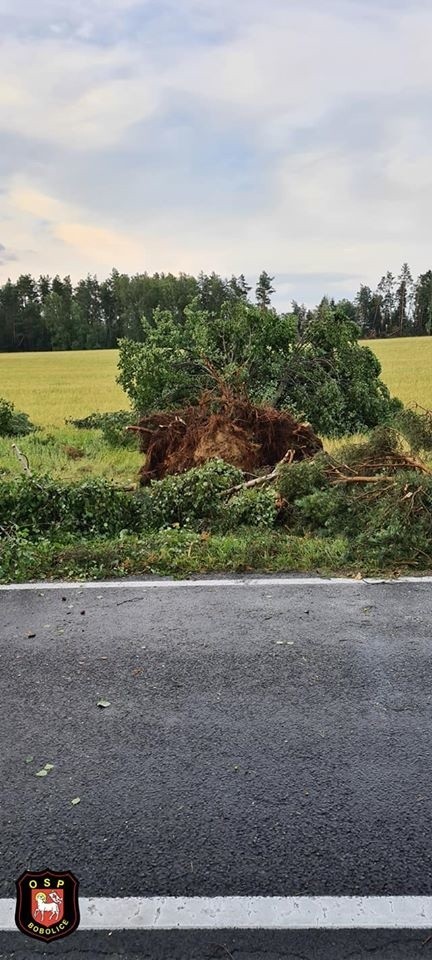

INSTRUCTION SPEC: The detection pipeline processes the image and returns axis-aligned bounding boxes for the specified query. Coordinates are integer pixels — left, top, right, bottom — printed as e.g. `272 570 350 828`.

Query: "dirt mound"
129 388 322 485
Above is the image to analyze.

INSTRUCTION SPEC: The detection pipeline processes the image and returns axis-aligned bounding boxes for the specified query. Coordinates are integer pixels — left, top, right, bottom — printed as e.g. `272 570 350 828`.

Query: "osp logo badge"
15 870 80 941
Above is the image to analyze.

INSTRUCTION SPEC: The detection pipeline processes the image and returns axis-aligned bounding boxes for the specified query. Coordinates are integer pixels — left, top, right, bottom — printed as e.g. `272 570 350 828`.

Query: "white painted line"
1 896 432 930
1 576 432 591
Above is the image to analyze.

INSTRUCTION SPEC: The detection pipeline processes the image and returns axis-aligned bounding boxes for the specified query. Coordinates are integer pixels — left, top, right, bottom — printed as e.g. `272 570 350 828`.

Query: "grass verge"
0 529 352 583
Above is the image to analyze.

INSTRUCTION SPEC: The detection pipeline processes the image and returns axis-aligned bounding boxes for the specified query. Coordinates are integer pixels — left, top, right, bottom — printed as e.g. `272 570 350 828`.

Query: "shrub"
0 397 34 437
0 476 151 539
217 487 279 532
292 470 432 566
335 425 401 467
67 411 137 448
148 459 243 529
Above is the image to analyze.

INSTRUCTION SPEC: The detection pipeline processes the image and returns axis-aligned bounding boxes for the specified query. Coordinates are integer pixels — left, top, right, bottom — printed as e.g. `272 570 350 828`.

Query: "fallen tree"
117 299 402 437
127 383 322 485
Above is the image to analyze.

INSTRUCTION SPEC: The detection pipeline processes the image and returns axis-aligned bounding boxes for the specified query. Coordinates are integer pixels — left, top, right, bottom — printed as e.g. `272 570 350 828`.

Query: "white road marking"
1 576 432 591
1 896 432 930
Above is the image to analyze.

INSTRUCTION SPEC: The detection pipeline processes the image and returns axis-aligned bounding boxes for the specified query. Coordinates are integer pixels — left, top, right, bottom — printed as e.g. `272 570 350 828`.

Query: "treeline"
0 270 264 352
0 263 431 352
293 264 432 339
333 264 432 339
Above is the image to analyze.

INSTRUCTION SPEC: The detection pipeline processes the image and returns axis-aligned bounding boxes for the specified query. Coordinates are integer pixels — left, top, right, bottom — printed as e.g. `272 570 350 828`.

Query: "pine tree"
395 263 413 335
377 272 396 335
255 271 275 310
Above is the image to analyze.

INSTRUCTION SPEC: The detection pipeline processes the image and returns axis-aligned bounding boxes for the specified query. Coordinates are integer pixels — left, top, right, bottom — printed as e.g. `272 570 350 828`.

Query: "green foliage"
0 476 149 539
117 299 401 436
335 425 401 466
117 300 298 413
117 308 200 412
0 397 34 437
292 471 432 566
276 430 432 567
394 407 432 453
272 306 402 435
255 271 275 309
277 457 328 503
67 410 137 448
147 459 243 529
67 412 108 429
218 487 279 532
413 270 432 335
2 428 432 578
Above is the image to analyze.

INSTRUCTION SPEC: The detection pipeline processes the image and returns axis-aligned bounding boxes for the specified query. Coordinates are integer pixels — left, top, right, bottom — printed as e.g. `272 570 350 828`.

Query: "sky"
1 0 432 308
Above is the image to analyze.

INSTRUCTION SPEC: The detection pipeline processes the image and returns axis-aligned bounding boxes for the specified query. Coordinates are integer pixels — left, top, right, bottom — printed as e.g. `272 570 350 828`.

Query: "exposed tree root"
133 385 321 485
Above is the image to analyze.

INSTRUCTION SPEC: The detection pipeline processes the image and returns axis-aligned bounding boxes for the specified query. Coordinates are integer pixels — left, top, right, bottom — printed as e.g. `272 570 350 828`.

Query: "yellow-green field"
0 350 140 483
368 337 432 410
0 349 127 427
0 338 431 483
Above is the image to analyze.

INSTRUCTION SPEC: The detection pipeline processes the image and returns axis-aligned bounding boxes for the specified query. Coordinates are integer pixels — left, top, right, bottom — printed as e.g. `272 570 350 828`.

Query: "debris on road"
35 764 54 777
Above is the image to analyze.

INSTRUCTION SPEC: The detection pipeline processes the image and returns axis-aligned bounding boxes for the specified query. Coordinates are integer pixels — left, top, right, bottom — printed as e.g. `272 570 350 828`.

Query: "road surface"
0 576 432 957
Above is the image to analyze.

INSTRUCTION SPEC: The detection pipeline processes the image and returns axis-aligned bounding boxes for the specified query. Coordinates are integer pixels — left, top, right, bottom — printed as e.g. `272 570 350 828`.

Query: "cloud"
0 242 17 265
2 0 432 305
0 39 160 150
2 181 190 276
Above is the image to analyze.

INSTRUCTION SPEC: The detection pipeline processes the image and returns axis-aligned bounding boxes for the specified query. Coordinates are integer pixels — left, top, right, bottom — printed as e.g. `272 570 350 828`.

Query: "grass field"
0 338 431 483
368 337 432 410
0 349 126 426
0 350 140 483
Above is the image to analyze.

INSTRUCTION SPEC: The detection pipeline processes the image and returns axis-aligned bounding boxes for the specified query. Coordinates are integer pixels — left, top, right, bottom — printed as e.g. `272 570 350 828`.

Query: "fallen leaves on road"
35 763 54 777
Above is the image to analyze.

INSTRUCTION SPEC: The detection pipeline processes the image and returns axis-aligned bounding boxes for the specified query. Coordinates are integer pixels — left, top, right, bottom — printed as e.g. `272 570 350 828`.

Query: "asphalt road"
1 576 432 958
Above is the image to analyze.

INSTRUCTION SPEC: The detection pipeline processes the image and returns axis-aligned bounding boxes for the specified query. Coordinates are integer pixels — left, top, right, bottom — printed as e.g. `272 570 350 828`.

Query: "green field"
0 350 140 483
0 338 431 483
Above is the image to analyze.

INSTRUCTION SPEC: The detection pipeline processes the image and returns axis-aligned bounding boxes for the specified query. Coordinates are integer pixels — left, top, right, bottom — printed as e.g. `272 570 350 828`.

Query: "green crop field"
0 338 431 484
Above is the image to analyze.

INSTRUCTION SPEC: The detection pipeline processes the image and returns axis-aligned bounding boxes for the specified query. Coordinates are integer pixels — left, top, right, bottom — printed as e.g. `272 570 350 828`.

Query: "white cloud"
0 39 160 150
2 0 432 302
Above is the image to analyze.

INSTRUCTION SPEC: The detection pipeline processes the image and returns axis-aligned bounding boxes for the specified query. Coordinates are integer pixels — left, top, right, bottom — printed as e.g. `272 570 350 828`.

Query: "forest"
0 264 431 352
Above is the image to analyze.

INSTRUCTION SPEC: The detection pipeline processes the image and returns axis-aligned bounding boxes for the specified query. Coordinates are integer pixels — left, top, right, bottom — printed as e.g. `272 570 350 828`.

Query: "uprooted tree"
117 298 402 438
128 379 323 484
